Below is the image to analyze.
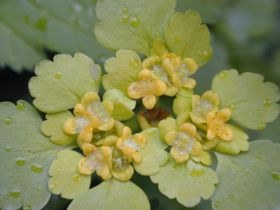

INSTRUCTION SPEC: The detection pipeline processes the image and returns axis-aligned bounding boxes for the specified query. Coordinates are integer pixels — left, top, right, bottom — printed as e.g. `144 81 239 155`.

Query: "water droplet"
256 153 262 160
54 72 62 79
72 3 83 13
130 59 139 68
3 118 13 126
31 164 43 173
213 201 220 208
203 51 208 56
130 16 140 28
229 103 236 109
263 99 272 107
16 101 25 111
271 171 280 181
120 14 129 24
72 173 81 182
34 17 48 31
218 72 226 78
23 204 32 210
122 7 128 13
5 146 11 152
190 169 205 177
16 157 26 166
257 123 266 130
9 190 21 198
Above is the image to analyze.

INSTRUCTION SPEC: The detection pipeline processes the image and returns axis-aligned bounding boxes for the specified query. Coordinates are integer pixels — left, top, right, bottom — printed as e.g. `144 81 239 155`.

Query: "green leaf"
95 0 175 55
151 159 218 207
48 149 91 199
173 88 193 116
158 117 177 140
164 11 212 66
212 69 280 129
0 101 61 210
103 50 141 93
67 179 150 210
41 111 75 146
29 53 101 113
103 89 136 121
214 124 249 155
0 0 111 72
212 140 280 210
134 128 168 176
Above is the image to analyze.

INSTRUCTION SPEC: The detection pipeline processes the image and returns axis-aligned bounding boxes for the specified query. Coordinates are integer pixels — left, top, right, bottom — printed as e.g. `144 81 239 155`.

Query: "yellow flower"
165 123 203 163
63 92 115 144
190 90 220 124
206 108 233 141
127 69 167 109
116 126 146 163
78 145 112 180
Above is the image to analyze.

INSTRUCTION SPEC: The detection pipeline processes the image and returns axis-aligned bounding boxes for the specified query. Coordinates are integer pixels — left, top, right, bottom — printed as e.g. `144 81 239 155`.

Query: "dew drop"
122 7 128 13
23 204 32 210
218 72 226 78
5 146 11 152
31 164 43 173
190 169 205 177
9 190 21 198
212 201 220 208
120 14 129 24
130 16 140 28
3 118 13 126
16 157 26 166
72 173 81 182
16 101 25 111
263 99 272 107
203 51 208 56
229 103 236 109
271 171 280 181
257 123 266 130
54 72 62 79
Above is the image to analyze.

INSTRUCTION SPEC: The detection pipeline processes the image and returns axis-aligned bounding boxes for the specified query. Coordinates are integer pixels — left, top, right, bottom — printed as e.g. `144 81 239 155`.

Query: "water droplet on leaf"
23 204 32 210
9 190 21 198
16 157 26 166
122 7 128 13
16 101 25 111
257 123 266 130
263 99 272 107
130 16 140 28
72 173 81 182
5 146 11 152
271 171 280 181
54 72 62 79
34 17 48 31
218 72 226 78
31 164 43 173
49 183 56 191
72 2 83 13
3 118 13 126
120 14 129 24
229 103 236 109
213 201 220 208
190 169 205 177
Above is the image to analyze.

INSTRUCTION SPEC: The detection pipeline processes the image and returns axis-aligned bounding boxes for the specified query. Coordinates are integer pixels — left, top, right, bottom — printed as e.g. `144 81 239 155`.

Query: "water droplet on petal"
31 164 43 173
120 14 129 24
16 101 25 111
4 118 13 126
130 16 140 28
72 173 81 182
257 123 266 130
271 171 280 181
16 157 26 166
263 99 272 107
190 169 205 177
9 190 21 198
23 204 32 210
54 72 62 79
218 72 226 78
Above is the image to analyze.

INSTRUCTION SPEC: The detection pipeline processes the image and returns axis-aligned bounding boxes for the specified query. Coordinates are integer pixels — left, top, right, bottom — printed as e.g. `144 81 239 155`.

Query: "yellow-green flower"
116 126 146 163
206 108 233 141
165 123 203 163
127 69 167 109
190 90 219 124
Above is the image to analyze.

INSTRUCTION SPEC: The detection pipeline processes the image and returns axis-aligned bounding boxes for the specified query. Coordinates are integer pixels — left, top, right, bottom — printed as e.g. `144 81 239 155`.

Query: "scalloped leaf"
41 111 75 146
95 0 175 55
0 0 111 72
103 89 136 121
214 124 249 155
151 159 218 207
212 140 280 210
67 179 150 210
212 70 280 129
29 53 101 113
0 101 61 210
134 128 168 176
164 11 212 66
48 149 91 199
103 50 141 93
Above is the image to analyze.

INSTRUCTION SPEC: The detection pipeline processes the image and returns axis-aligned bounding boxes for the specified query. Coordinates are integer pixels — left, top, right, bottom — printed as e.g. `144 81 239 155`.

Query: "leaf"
95 0 175 55
29 53 101 113
134 128 168 176
103 89 136 121
0 101 61 210
0 0 111 72
151 159 218 207
212 140 280 210
173 88 193 116
48 149 91 199
212 69 280 129
41 111 75 146
67 179 150 210
103 50 141 93
164 11 212 66
214 124 249 155
158 117 177 140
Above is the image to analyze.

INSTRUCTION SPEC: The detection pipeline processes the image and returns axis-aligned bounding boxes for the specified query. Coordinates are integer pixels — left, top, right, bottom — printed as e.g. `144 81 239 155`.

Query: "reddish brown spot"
140 108 169 126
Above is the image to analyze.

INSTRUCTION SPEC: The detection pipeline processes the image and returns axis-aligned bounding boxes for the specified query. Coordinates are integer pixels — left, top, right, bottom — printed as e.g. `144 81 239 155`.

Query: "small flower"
63 92 114 144
127 69 167 109
165 123 203 163
206 108 233 141
78 145 112 180
116 126 146 163
190 90 219 124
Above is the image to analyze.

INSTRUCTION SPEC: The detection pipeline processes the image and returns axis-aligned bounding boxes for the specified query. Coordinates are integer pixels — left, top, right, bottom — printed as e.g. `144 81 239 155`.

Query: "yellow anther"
127 69 167 109
206 108 233 141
